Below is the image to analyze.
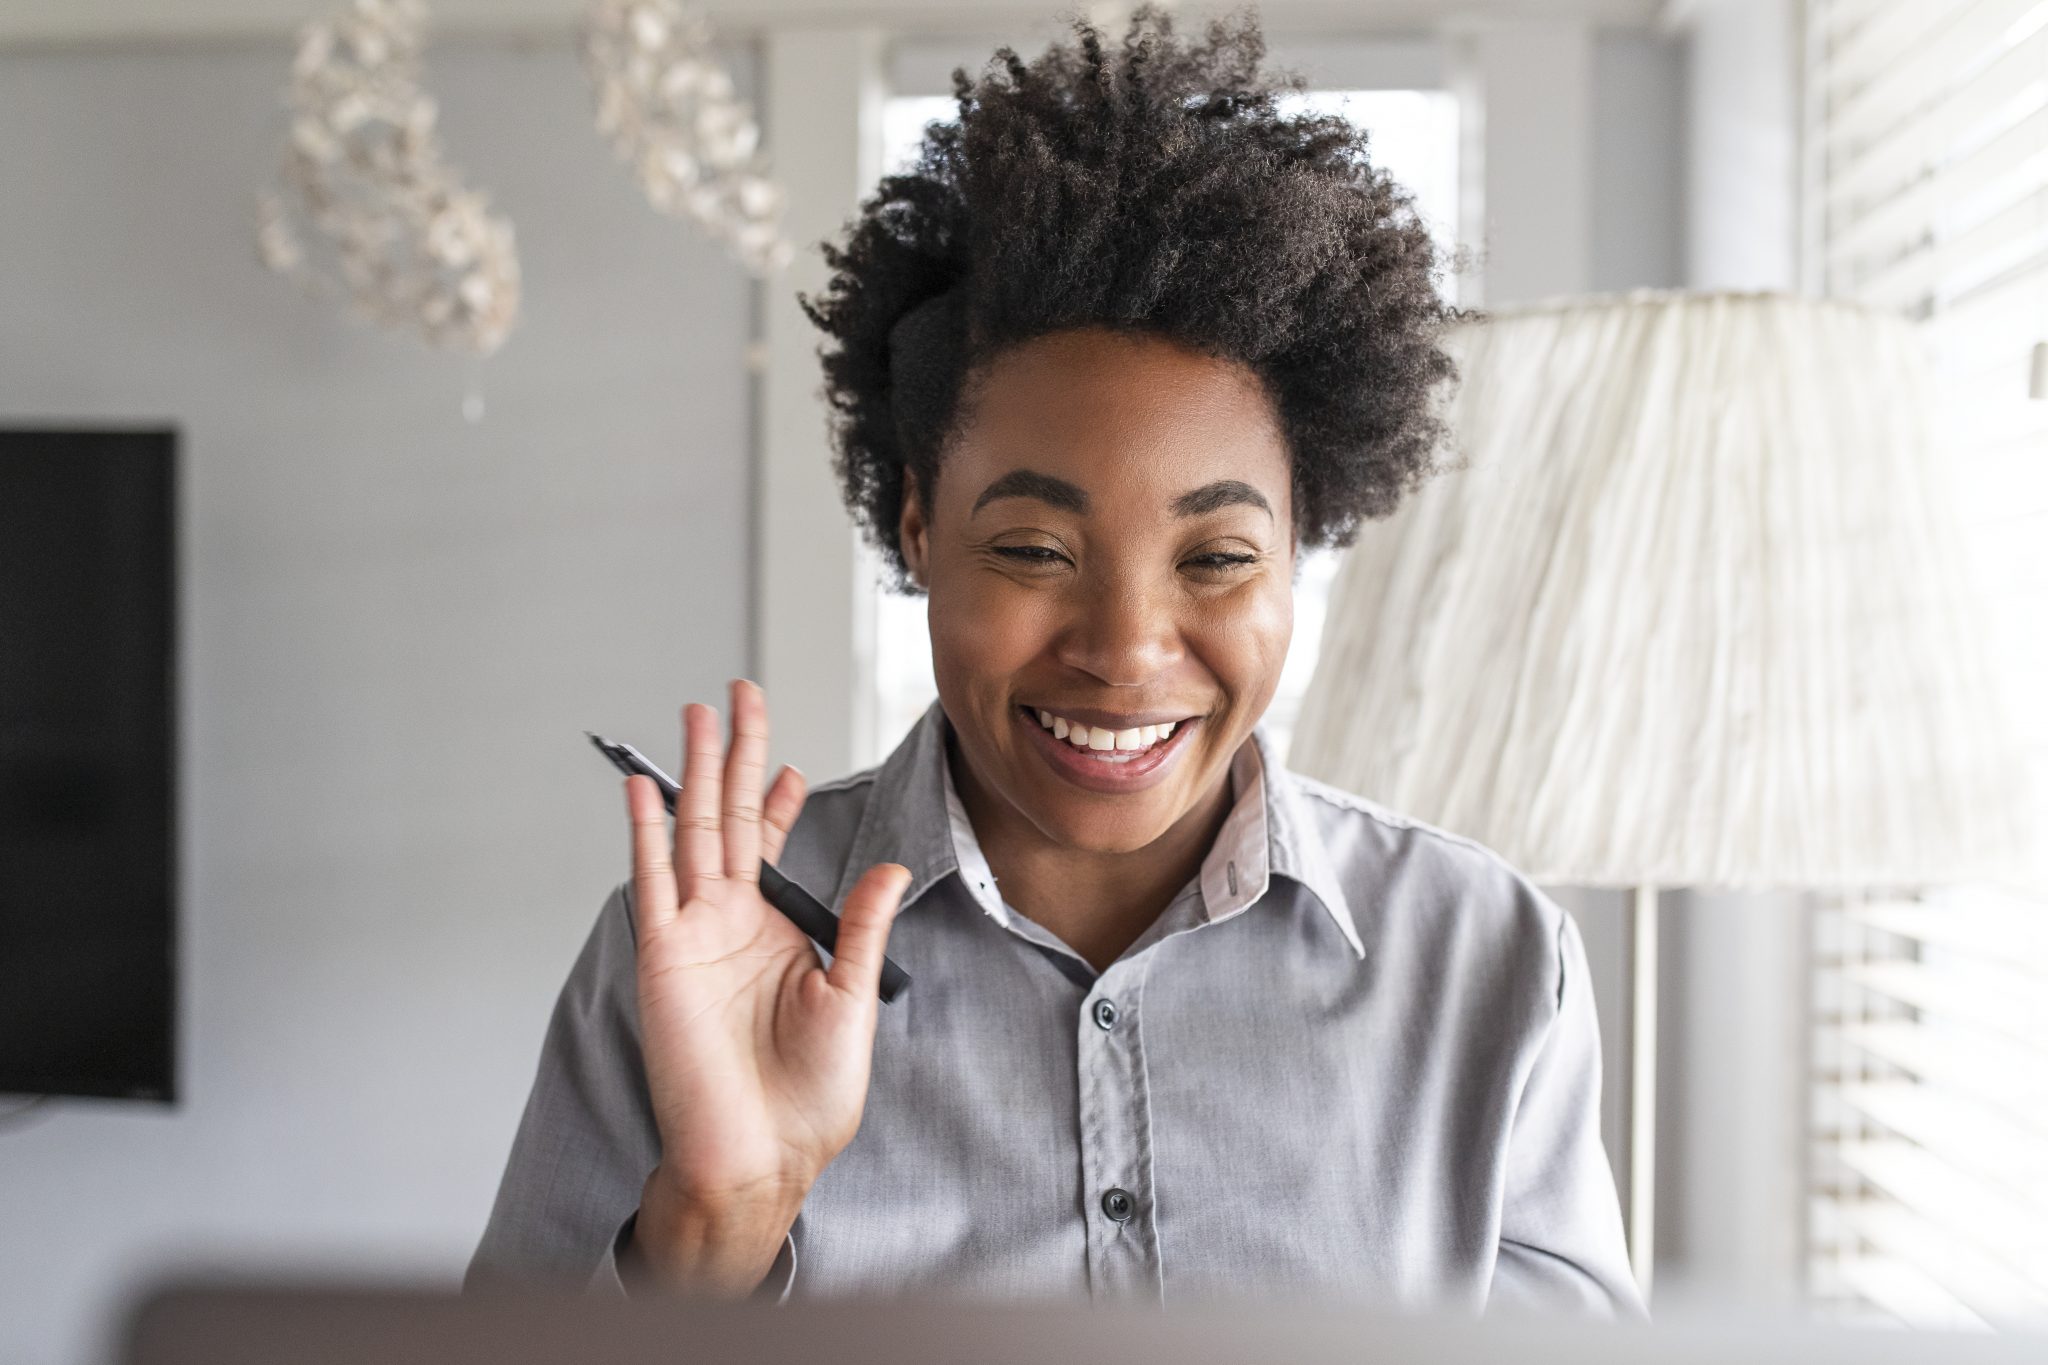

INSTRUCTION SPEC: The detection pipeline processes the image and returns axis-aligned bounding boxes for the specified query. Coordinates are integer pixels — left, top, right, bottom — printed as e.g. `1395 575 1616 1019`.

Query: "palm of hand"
624 680 910 1212
636 884 868 1199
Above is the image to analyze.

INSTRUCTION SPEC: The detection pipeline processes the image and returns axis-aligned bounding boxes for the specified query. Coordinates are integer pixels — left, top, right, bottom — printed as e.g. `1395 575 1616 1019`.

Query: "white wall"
1452 19 1686 304
1654 887 1807 1310
1593 25 1687 293
1659 0 1808 1313
1685 0 1798 291
0 38 756 1365
757 25 889 783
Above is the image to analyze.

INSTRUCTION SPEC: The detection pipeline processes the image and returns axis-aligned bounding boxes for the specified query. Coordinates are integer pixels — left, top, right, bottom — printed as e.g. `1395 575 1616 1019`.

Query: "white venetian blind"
1806 0 2048 1330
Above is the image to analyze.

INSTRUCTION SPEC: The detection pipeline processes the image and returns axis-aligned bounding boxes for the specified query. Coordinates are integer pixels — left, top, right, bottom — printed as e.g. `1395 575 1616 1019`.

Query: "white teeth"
1031 707 1187 755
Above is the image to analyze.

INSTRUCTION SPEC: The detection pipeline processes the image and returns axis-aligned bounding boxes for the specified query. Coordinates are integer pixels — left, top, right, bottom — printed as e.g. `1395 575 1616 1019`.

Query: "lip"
1013 703 1198 794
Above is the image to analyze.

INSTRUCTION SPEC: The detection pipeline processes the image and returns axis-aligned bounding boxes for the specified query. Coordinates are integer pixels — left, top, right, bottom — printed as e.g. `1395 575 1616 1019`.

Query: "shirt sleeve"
599 1209 798 1303
462 880 801 1302
1487 907 1647 1320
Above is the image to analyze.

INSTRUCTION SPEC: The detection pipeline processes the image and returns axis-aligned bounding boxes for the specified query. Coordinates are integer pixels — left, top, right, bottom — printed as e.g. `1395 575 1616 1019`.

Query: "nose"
1053 577 1183 686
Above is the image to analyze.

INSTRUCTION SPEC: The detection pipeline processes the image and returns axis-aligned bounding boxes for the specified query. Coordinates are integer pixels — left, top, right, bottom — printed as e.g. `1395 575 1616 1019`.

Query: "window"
863 89 1461 767
1804 0 2048 1329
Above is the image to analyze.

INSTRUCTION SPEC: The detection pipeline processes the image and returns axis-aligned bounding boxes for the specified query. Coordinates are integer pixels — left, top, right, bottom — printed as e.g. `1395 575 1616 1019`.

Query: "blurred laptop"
120 1278 2048 1365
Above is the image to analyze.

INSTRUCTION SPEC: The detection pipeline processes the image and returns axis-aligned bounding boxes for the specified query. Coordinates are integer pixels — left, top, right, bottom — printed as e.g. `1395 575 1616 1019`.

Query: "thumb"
826 862 911 999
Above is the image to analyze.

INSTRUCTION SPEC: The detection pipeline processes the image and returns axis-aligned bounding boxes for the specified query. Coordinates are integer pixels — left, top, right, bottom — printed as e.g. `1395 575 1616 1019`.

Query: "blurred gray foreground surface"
122 1280 2047 1365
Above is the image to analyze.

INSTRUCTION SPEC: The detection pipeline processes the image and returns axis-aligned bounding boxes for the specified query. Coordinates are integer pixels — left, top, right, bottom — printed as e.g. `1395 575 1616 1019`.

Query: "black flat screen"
0 428 177 1102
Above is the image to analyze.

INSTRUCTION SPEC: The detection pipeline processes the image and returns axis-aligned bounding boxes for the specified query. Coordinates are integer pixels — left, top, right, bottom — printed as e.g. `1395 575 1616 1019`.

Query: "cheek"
925 577 1049 692
1195 578 1294 700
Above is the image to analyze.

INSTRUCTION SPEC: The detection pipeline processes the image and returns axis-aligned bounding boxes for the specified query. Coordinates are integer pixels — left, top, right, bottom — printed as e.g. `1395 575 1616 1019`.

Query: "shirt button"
1100 1187 1135 1222
1092 998 1118 1030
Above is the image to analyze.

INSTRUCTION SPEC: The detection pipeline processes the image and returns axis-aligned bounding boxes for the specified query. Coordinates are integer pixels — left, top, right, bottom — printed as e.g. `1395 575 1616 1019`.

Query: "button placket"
1075 959 1161 1302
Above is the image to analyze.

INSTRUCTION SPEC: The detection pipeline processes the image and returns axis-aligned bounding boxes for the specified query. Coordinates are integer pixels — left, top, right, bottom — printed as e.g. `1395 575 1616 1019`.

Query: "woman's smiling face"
897 325 1296 855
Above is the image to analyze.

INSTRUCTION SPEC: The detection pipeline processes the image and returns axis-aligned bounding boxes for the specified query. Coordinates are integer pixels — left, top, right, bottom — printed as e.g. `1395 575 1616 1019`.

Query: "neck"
946 730 1239 974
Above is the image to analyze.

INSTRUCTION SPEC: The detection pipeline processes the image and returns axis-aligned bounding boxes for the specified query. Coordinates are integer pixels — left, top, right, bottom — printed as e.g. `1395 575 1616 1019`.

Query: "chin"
1035 804 1175 854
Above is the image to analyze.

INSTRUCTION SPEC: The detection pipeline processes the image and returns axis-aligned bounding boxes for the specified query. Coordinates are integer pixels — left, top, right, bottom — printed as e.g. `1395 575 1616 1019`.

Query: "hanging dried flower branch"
582 0 793 275
255 0 520 354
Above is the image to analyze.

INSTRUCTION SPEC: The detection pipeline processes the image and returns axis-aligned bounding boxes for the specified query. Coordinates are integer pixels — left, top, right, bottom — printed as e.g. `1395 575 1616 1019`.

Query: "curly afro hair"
796 2 1473 593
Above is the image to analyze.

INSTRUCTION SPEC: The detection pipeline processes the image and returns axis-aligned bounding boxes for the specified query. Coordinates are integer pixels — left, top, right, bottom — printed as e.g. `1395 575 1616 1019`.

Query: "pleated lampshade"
1290 289 2037 892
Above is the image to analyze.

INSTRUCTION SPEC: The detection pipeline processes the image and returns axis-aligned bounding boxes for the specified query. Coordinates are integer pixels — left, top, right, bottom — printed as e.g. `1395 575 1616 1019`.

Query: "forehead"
943 327 1290 501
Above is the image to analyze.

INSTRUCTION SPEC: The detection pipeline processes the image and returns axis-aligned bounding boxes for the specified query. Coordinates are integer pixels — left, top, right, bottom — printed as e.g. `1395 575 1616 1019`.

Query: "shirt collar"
831 699 1364 959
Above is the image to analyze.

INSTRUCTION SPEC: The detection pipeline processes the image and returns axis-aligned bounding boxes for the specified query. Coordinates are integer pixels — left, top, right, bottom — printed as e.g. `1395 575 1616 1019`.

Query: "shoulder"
800 762 884 803
1280 765 1574 1006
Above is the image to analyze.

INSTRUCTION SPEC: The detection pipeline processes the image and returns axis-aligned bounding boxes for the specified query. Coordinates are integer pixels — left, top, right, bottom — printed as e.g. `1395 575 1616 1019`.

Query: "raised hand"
622 678 909 1294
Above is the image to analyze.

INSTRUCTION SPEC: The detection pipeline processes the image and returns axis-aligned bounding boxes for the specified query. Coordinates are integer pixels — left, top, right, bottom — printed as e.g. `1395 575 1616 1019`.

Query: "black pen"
586 731 912 1004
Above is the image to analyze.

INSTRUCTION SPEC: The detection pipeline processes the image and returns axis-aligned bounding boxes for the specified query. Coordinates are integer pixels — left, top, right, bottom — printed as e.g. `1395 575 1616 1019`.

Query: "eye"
1184 551 1259 572
991 540 1073 568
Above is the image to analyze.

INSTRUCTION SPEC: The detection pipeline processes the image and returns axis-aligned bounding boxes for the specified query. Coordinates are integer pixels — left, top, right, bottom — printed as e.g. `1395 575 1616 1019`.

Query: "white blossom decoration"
582 0 794 275
256 0 520 354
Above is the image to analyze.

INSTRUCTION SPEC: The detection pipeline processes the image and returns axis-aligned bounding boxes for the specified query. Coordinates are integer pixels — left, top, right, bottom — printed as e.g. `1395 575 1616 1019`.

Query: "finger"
825 863 912 999
676 701 725 901
626 775 680 933
721 679 770 884
761 765 807 866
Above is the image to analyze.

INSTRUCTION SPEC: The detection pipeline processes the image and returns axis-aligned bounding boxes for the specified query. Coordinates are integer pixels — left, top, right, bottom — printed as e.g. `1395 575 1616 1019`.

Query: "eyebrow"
969 469 1274 520
1169 478 1273 520
970 468 1088 516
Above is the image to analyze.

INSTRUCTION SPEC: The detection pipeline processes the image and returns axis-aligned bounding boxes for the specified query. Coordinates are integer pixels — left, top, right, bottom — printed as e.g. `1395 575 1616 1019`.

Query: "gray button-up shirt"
467 699 1641 1317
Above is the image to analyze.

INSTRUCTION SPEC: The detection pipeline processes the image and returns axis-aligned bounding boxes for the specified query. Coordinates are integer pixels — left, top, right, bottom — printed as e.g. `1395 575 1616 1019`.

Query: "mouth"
1012 703 1199 794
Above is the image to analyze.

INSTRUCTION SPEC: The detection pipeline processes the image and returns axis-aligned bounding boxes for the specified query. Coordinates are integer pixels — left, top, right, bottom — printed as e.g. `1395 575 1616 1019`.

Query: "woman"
469 5 1639 1316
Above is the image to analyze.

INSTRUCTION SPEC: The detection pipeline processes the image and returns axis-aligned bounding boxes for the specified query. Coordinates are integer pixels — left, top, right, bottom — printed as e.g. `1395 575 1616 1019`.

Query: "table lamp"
1289 289 2037 1297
